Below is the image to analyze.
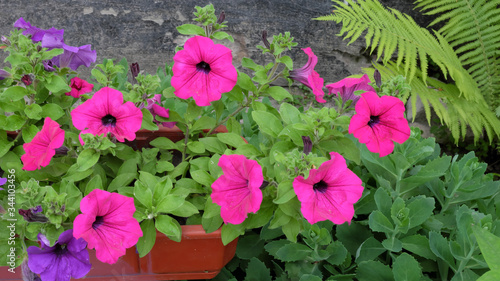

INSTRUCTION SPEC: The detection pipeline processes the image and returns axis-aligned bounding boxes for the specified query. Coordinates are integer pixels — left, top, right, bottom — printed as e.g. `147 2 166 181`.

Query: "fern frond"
364 63 500 143
321 0 481 102
415 0 500 106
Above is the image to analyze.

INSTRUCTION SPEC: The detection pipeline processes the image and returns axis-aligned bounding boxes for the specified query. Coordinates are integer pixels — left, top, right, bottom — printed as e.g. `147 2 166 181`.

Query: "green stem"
182 126 190 162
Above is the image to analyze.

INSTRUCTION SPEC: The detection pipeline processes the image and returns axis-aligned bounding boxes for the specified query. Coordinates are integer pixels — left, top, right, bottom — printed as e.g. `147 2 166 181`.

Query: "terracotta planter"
130 125 229 150
0 225 238 280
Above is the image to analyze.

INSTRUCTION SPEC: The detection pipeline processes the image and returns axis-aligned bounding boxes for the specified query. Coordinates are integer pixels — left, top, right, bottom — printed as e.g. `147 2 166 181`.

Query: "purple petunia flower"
0 70 12 80
0 177 6 191
14 17 96 71
27 229 91 281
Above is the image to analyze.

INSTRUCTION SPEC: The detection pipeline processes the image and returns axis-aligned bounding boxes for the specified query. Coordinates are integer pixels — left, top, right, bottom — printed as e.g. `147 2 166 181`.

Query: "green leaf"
107 172 136 192
0 131 14 158
356 237 386 263
134 181 153 208
236 234 266 260
241 57 262 71
401 235 436 260
24 103 42 120
76 149 100 172
382 237 403 252
279 103 301 125
212 31 234 42
40 48 64 60
237 71 257 92
356 261 395 281
199 137 226 154
273 180 295 204
244 257 272 281
251 110 283 138
41 104 65 120
150 137 179 150
477 271 500 281
192 116 216 131
187 141 205 154
91 69 107 85
155 215 182 242
429 231 456 270
190 169 215 186
45 75 71 94
85 175 103 195
407 196 435 228
3 115 26 131
276 243 312 262
326 241 348 265
140 108 159 131
1 86 28 101
392 253 423 281
473 226 500 272
374 188 392 218
221 223 245 245
137 219 156 257
369 210 394 234
21 124 39 143
169 201 199 217
156 195 185 213
299 275 322 281
265 86 293 101
176 24 205 36
217 132 247 148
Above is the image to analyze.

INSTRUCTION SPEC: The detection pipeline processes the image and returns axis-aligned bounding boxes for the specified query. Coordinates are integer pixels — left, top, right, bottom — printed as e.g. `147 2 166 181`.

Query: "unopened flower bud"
130 62 140 78
0 69 12 80
36 45 42 52
21 74 33 86
217 11 226 24
260 180 269 190
55 145 69 155
374 69 382 88
1 36 10 45
302 136 312 155
262 30 271 49
19 206 48 223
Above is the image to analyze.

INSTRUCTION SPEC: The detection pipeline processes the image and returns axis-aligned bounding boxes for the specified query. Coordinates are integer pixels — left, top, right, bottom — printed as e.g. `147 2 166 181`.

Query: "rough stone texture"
0 0 434 85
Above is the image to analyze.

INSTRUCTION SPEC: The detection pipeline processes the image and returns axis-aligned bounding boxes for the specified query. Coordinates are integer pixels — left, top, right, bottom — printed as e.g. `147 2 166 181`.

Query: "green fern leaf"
318 0 481 102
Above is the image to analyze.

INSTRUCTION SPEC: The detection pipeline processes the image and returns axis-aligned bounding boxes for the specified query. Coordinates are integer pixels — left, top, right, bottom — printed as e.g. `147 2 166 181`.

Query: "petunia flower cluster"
14 17 96 70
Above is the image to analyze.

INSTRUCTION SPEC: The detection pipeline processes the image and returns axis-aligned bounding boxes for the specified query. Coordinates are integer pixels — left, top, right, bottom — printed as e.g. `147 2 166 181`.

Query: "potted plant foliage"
1 2 498 281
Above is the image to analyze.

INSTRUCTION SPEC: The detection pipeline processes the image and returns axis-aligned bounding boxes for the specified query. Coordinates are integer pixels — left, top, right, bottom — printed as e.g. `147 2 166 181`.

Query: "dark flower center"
313 180 328 193
196 61 211 74
54 244 68 256
92 216 104 230
368 115 380 127
101 114 117 127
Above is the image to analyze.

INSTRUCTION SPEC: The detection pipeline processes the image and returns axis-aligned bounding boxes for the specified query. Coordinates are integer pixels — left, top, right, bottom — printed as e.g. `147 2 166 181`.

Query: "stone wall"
0 0 433 84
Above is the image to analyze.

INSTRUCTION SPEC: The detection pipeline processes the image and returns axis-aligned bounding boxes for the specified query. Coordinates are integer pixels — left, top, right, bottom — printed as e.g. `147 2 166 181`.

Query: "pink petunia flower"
211 154 264 224
142 94 176 128
65 77 94 98
71 87 143 144
325 74 375 106
349 91 411 157
293 152 364 225
289 47 325 103
21 117 65 171
171 36 237 106
73 189 143 264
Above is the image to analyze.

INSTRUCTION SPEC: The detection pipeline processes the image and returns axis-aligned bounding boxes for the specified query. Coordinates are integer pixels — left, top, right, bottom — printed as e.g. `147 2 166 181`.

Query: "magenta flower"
293 152 364 225
21 117 65 171
65 77 94 98
326 74 375 106
73 189 143 264
289 47 325 103
71 87 143 144
349 91 411 157
27 229 91 281
211 154 264 224
172 36 237 106
141 94 176 128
